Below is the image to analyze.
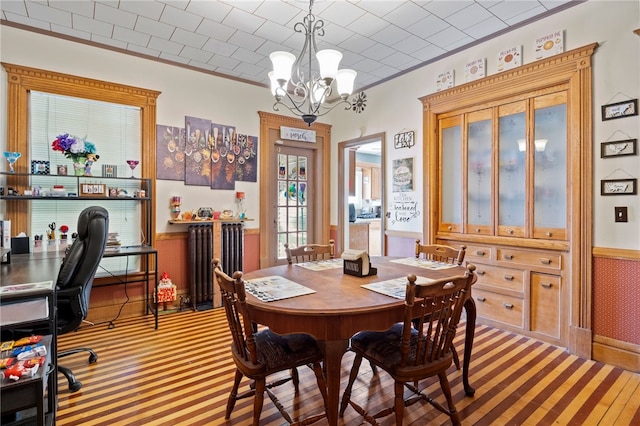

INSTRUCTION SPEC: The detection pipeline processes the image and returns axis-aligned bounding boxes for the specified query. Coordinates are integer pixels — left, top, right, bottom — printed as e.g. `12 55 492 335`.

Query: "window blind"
29 92 143 275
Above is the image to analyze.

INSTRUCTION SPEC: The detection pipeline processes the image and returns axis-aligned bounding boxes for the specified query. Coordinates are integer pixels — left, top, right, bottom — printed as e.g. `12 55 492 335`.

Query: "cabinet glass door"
439 116 462 233
533 93 567 240
466 109 492 235
498 102 526 237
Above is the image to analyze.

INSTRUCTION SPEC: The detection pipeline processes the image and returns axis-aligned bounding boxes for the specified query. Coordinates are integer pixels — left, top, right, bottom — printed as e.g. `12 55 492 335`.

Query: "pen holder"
343 258 377 277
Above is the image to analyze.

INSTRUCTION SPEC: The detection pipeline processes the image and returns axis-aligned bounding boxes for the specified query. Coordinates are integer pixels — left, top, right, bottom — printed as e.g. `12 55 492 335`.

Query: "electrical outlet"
615 207 628 223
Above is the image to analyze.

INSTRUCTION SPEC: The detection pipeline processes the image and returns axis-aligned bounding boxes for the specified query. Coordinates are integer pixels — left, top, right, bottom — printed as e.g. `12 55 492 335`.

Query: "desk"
243 257 476 426
1 245 159 329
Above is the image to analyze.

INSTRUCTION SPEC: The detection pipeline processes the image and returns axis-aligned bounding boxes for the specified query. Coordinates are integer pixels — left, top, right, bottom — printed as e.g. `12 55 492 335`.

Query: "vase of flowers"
51 133 99 176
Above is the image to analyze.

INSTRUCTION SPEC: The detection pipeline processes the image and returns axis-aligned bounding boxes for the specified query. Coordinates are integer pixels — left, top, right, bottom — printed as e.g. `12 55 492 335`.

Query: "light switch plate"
615 206 628 222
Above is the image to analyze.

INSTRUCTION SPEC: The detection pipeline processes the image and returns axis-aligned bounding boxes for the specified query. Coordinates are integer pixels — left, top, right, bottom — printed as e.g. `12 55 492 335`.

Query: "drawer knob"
475 250 485 256
508 229 514 235
475 228 481 233
503 254 514 260
476 296 486 302
448 225 453 231
540 258 551 265
504 275 514 281
546 232 552 237
541 282 553 289
503 303 514 309
477 270 485 276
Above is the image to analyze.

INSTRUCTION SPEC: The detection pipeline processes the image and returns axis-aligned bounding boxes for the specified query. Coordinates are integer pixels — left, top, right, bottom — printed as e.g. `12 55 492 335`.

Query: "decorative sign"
534 30 564 60
280 126 316 143
80 183 106 196
394 131 415 149
386 192 421 225
465 58 486 82
497 45 521 72
436 69 454 91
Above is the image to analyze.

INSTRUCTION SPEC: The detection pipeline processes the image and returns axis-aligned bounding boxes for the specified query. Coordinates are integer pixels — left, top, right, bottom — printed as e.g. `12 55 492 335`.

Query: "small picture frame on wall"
601 139 637 158
601 178 637 196
57 164 68 175
601 99 638 121
102 164 117 178
31 160 50 175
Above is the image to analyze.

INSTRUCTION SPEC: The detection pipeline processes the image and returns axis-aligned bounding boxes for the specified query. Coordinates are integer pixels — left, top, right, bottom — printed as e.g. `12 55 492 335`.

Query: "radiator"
188 224 213 310
221 223 244 275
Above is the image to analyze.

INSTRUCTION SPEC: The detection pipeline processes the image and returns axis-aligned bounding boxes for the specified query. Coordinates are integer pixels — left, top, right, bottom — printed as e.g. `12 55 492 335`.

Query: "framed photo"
57 164 68 175
601 139 637 158
31 160 50 175
601 99 638 121
102 164 117 178
601 178 637 196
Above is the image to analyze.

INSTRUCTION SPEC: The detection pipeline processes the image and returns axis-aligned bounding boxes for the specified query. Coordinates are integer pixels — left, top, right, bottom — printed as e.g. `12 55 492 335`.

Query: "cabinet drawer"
474 264 524 293
496 248 562 270
464 244 493 262
473 289 524 329
531 273 561 338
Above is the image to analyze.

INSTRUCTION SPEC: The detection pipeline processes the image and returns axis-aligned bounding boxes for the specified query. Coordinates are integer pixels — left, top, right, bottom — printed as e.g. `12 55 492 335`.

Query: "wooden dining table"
243 256 477 426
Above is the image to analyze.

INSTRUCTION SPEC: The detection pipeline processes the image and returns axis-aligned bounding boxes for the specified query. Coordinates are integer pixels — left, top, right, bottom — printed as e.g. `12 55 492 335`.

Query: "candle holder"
170 196 182 220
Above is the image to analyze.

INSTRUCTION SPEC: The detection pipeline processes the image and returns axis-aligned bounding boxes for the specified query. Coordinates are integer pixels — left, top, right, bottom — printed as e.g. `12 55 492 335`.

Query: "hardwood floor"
55 308 640 425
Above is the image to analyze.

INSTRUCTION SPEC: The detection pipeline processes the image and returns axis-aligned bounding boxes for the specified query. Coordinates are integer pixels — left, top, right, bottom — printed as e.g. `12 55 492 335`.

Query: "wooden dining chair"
415 239 466 265
339 264 476 426
414 240 467 369
285 239 335 264
212 260 328 426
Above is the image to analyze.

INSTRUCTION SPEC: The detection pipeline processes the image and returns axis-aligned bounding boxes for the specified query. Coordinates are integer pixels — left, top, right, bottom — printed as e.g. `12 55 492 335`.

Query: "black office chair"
54 206 109 392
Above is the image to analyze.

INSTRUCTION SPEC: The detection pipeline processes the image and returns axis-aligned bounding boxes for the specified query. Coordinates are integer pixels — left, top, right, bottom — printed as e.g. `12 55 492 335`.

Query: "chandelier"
268 0 364 126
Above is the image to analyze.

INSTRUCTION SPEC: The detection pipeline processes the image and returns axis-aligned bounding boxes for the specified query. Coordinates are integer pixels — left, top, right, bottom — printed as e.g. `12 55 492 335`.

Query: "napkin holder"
342 249 377 277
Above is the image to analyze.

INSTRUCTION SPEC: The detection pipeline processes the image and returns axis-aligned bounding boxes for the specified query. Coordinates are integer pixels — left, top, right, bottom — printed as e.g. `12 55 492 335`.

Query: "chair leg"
58 365 82 392
58 347 98 364
452 344 460 370
311 360 328 413
252 378 266 426
438 371 461 426
339 354 363 417
394 381 405 425
225 369 243 419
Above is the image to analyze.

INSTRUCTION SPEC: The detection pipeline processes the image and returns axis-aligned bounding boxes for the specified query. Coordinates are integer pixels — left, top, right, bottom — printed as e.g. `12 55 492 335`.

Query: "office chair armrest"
57 285 83 299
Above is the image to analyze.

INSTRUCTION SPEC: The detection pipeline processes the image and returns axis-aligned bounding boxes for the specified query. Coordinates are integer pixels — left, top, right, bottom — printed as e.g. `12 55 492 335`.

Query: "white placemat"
362 276 436 299
295 258 343 271
245 275 316 302
390 257 457 270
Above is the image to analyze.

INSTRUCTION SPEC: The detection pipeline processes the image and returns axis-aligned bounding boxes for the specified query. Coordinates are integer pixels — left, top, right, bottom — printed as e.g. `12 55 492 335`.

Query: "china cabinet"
420 43 597 356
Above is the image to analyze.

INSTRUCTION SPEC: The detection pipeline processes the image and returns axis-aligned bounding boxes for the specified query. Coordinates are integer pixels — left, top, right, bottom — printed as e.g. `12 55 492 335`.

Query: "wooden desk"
243 257 476 426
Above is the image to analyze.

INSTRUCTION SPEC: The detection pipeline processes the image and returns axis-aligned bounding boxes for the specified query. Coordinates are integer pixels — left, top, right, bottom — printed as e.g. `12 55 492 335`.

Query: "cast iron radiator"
221 222 244 275
188 224 213 310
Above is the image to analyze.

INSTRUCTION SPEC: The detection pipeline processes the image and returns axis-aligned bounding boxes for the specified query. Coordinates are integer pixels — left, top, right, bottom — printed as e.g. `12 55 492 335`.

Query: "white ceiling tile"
428 26 469 49
127 43 161 57
319 1 366 27
73 14 113 37
423 0 475 19
349 11 389 37
119 0 164 20
196 19 236 42
3 11 51 30
1 1 27 15
222 7 266 34
113 25 152 46
48 1 95 18
159 51 190 64
254 20 292 44
411 43 447 62
356 1 403 17
406 14 449 39
208 54 241 69
392 34 431 55
159 4 203 31
170 27 208 48
224 1 263 14
253 1 300 26
384 2 431 28
135 16 175 39
148 35 184 55
320 22 356 47
368 63 400 79
234 60 263 76
25 1 72 26
158 0 190 10
488 1 541 21
447 3 494 30
504 4 548 26
379 50 417 68
51 23 91 41
465 16 508 40
185 1 233 23
202 38 238 56
231 46 264 64
94 2 137 29
179 45 214 63
228 30 267 52
339 33 377 53
369 24 412 46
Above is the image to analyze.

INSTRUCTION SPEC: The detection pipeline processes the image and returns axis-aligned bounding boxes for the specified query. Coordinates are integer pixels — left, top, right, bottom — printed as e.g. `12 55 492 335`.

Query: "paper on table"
390 257 457 270
245 275 315 302
362 276 435 299
295 258 343 271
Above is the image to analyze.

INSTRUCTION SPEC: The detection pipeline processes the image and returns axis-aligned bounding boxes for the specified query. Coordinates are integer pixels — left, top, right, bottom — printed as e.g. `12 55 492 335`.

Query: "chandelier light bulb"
270 51 295 85
316 49 342 82
535 139 548 152
336 69 357 98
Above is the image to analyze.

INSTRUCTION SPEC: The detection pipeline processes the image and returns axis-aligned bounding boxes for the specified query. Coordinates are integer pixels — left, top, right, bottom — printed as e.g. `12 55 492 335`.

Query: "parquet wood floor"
55 308 640 425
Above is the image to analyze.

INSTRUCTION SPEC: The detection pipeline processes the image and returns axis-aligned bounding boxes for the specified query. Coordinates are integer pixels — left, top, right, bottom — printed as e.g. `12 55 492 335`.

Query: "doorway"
338 133 385 256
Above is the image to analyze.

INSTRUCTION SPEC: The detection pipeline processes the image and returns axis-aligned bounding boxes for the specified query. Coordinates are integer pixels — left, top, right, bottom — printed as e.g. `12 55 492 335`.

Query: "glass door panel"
498 102 526 237
533 93 567 240
466 109 492 235
276 152 310 259
440 116 463 233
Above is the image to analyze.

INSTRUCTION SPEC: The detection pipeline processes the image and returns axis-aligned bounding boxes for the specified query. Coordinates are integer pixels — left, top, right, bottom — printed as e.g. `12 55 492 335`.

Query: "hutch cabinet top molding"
419 43 598 111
